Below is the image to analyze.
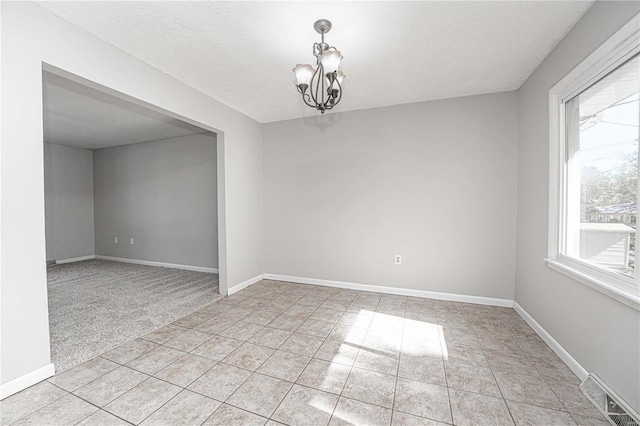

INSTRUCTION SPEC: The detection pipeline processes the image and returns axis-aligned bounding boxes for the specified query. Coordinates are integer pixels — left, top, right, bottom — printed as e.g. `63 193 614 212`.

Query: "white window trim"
547 14 640 312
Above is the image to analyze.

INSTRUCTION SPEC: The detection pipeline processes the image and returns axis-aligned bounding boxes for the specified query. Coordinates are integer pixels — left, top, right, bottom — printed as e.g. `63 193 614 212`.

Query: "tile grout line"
218 292 327 421
328 297 379 422
5 383 75 426
260 300 324 422
388 301 406 426
62 383 136 425
71 302 260 425
475 308 581 423
267 294 359 423
484 338 518 425
239 289 353 420
435 304 456 426
129 340 248 426
189 298 298 423
98 376 159 424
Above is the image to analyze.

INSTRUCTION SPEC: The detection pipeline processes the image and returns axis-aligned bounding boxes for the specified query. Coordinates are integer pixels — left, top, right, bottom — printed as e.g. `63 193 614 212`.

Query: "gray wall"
515 1 640 411
44 143 95 261
93 133 218 268
263 92 518 300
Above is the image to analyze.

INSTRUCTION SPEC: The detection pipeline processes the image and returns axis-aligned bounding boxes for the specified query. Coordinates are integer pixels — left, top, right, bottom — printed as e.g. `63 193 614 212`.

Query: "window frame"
547 14 640 311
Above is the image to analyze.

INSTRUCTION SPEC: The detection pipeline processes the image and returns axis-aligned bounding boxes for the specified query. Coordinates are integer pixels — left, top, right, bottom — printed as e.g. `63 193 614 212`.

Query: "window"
548 16 640 309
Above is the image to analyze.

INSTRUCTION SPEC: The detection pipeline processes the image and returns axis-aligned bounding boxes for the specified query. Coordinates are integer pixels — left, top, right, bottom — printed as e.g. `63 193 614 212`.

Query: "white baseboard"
95 255 218 274
263 273 513 307
228 274 264 296
1 363 55 400
55 255 96 264
513 301 588 381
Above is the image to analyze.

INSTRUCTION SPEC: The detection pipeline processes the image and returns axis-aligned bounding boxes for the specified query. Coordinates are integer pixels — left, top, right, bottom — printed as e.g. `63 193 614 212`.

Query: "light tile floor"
1 280 608 425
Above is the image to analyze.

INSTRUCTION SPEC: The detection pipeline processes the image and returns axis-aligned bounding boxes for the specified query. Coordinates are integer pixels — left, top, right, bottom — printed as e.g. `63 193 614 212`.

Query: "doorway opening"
42 70 223 372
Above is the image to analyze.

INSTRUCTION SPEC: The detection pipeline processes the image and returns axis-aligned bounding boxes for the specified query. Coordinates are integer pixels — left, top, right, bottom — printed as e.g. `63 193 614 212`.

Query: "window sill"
544 258 640 312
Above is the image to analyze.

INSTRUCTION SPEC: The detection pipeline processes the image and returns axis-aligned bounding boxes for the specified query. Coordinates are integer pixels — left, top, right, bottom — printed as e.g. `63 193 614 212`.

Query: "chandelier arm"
333 75 343 106
322 94 331 110
322 79 334 109
296 83 320 109
312 76 319 106
301 93 317 109
321 66 326 107
310 63 323 107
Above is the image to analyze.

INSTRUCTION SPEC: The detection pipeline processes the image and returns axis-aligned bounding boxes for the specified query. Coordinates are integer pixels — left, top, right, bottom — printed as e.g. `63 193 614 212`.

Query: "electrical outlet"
130 238 134 245
395 255 402 265
114 237 118 244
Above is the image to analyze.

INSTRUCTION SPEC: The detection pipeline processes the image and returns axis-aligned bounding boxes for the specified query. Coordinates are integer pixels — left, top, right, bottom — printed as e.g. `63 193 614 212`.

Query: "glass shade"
292 64 315 86
319 49 343 73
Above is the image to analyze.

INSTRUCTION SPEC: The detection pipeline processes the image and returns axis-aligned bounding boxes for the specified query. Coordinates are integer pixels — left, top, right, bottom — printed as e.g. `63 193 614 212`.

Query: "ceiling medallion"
292 19 345 113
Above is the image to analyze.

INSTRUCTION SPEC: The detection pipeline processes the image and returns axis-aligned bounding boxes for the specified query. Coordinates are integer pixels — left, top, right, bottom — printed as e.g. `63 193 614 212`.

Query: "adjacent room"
42 72 221 372
1 1 639 426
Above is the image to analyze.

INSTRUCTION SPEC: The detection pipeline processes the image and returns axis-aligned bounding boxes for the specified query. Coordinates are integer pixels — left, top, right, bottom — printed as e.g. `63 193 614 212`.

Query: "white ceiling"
43 72 208 149
37 1 594 124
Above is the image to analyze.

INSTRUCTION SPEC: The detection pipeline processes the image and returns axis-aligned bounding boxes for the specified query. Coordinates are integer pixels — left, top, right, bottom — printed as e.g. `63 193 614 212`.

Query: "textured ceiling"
43 72 207 149
37 1 594 123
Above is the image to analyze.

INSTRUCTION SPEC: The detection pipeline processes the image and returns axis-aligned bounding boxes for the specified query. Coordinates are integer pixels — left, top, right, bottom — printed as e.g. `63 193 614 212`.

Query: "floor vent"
580 375 639 426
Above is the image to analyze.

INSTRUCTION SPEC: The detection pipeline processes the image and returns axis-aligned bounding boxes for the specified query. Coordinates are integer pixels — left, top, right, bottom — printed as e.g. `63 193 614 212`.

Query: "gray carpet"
47 259 221 373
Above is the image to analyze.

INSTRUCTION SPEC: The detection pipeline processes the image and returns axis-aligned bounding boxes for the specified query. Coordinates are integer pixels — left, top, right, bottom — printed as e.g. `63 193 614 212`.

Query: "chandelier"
292 19 345 113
